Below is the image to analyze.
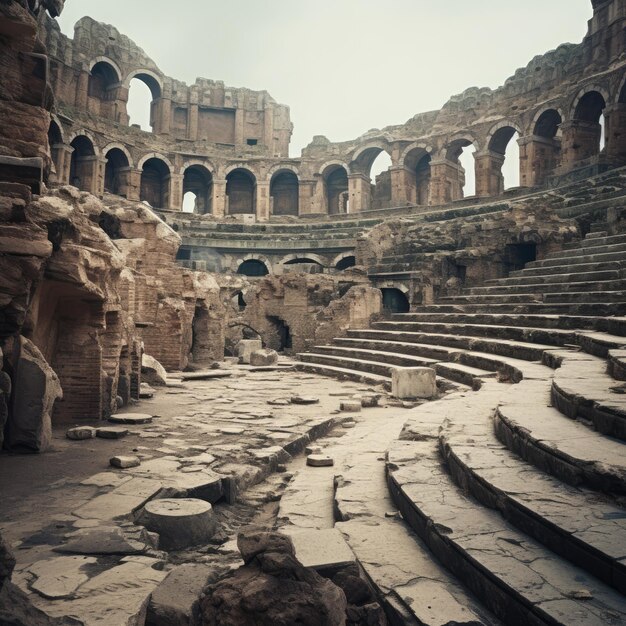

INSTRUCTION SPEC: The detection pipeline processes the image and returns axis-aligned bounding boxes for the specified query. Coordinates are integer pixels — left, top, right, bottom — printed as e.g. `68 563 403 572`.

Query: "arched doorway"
270 170 299 216
104 148 130 196
183 165 213 214
380 288 410 314
237 259 269 277
445 139 477 200
336 256 356 271
88 61 119 99
487 126 521 193
226 169 256 214
323 165 349 215
140 158 170 208
528 109 562 186
403 147 432 205
575 91 607 155
48 120 64 183
127 73 162 132
69 135 96 192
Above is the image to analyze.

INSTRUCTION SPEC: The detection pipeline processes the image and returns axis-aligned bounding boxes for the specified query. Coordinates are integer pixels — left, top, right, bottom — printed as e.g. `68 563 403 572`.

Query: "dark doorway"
381 288 410 314
267 316 292 351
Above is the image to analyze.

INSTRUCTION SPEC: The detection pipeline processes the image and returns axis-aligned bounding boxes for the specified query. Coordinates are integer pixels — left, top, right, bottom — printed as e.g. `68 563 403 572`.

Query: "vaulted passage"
487 126 521 193
404 147 432 205
126 73 161 132
562 91 607 169
183 165 213 214
266 315 292 352
69 135 96 193
88 61 119 100
270 171 299 216
526 109 563 186
380 288 410 313
140 158 170 208
324 166 349 215
237 259 269 277
104 148 130 196
226 169 256 214
446 139 477 200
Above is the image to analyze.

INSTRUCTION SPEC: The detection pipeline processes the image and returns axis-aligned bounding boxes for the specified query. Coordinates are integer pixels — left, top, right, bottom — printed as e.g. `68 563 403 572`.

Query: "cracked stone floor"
0 359 421 625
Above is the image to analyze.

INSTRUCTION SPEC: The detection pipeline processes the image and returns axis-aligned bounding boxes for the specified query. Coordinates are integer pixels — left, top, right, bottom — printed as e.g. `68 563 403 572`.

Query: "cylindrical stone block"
137 498 216 550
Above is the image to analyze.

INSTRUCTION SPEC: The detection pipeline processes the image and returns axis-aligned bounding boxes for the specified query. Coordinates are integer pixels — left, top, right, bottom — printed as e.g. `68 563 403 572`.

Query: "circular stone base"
109 413 153 425
137 498 216 550
307 454 334 467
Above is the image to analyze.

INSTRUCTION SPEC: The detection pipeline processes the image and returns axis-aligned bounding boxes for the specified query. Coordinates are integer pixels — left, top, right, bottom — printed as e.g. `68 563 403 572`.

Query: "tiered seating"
297 227 626 623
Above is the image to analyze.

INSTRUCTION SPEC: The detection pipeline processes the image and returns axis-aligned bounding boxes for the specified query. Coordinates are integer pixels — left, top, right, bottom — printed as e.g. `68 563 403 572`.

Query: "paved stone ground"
0 360 420 625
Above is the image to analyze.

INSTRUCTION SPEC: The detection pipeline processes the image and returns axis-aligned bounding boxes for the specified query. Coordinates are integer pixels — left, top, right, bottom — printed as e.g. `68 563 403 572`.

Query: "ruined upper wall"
41 15 293 157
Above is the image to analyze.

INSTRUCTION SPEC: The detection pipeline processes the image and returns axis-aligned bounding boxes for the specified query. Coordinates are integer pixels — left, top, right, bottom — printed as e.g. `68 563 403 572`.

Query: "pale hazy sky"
58 0 593 192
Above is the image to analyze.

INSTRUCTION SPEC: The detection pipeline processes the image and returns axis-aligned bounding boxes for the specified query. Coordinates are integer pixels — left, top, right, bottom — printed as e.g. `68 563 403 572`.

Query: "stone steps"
494 379 626 495
528 250 626 269
510 260 626 277
292 361 391 388
542 241 626 260
439 403 626 595
413 302 626 315
486 269 622 286
467 279 624 296
562 232 626 250
387 434 626 625
438 290 626 305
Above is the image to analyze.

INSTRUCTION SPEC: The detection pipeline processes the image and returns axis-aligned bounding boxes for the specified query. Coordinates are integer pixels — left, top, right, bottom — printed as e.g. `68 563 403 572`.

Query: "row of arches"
234 254 356 277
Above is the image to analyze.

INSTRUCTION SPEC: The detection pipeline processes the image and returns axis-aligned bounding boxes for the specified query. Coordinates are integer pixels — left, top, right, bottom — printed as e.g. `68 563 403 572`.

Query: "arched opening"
369 151 393 209
404 147 432 205
191 304 211 365
447 139 477 199
183 165 213 214
231 291 247 311
48 120 64 183
284 257 323 266
48 119 62 148
140 157 170 208
237 259 269 277
226 169 256 214
266 316 292 352
69 135 96 192
127 73 161 132
324 165 349 215
530 109 562 186
574 91 607 154
380 288 410 314
88 61 119 99
270 170 299 216
283 257 324 274
489 126 521 191
336 256 356 271
104 148 130 196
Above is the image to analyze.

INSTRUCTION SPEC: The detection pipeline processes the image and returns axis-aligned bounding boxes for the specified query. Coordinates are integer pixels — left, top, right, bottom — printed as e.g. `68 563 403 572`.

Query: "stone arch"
236 255 271 277
224 163 261 179
69 134 97 192
89 57 123 82
48 114 65 144
270 168 299 216
280 253 326 267
103 142 134 168
400 143 433 206
349 142 394 174
321 162 349 215
525 108 564 187
332 251 357 267
486 121 522 154
443 134 481 161
68 130 100 156
532 106 565 136
267 162 300 179
140 156 172 208
571 85 610 120
183 163 213 214
379 286 410 313
137 152 174 173
318 159 351 177
442 134 479 200
88 59 121 101
181 159 216 177
226 168 257 215
486 122 522 191
104 145 131 196
123 69 163 99
333 252 357 271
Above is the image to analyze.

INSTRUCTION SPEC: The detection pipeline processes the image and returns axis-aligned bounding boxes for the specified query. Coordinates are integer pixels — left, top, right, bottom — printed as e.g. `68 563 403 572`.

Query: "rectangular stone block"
236 340 262 364
392 367 436 400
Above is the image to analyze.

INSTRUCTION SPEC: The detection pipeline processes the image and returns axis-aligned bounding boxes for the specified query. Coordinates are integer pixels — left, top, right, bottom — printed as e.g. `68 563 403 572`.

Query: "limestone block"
96 426 129 439
307 454 334 467
4 336 62 453
285 528 356 574
392 367 437 400
250 349 278 366
136 498 216 550
110 455 141 469
340 401 361 412
236 339 262 364
141 354 167 386
66 426 96 440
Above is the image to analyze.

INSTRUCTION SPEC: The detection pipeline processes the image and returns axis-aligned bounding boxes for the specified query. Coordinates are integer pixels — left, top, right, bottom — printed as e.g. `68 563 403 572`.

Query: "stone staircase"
296 228 626 624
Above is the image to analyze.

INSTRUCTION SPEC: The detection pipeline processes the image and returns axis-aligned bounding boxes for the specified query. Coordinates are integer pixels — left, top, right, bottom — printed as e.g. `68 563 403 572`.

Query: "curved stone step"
468 279 624 296
412 302 626 316
494 379 626 495
511 260 626 277
551 352 626 440
438 398 626 594
387 437 626 625
488 269 621 286
293 361 390 388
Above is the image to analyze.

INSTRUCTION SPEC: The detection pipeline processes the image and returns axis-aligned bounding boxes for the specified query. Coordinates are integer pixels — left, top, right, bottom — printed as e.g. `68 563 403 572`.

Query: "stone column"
212 179 227 218
188 88 199 140
76 70 89 110
72 155 100 195
518 135 561 188
604 103 626 163
235 108 245 145
117 167 134 199
474 150 505 198
256 181 270 221
348 172 372 213
263 105 274 152
169 174 184 211
117 86 130 126
429 159 465 205
298 180 316 216
126 168 142 201
96 156 107 197
390 166 416 206
52 144 73 185
559 120 602 172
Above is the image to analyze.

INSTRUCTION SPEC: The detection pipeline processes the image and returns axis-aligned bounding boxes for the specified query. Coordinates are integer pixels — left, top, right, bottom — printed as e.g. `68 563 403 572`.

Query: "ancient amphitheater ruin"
1 0 626 624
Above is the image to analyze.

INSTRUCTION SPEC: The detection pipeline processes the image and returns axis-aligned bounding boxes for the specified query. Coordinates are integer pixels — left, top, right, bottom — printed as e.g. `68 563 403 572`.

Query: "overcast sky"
58 0 593 192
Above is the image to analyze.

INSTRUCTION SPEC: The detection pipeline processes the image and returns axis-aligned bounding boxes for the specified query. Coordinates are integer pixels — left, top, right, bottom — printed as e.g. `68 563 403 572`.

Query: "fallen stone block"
109 413 153 425
392 366 436 400
291 395 319 405
96 426 129 439
142 354 168 386
285 528 356 575
139 383 155 399
236 339 262 364
136 498 216 551
55 525 151 556
359 393 380 408
250 348 278 366
66 426 96 440
340 401 361 412
110 455 141 469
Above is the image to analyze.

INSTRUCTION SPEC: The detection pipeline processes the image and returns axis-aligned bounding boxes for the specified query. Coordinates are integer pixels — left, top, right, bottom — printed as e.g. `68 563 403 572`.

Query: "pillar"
256 181 270 221
560 120 602 172
604 103 626 163
298 180 316 216
474 150 505 198
429 159 465 205
212 179 227 218
518 135 561 188
51 144 73 185
348 172 372 213
235 108 245 145
390 166 416 206
126 168 142 201
169 173 184 211
188 87 199 141
96 156 107 197
75 70 89 111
